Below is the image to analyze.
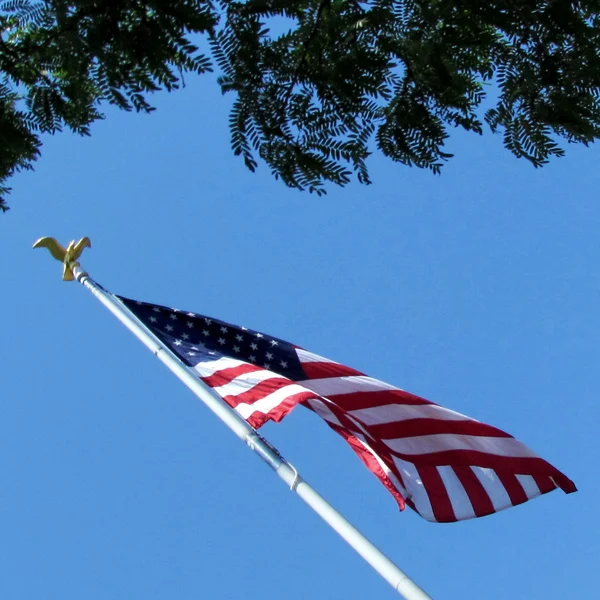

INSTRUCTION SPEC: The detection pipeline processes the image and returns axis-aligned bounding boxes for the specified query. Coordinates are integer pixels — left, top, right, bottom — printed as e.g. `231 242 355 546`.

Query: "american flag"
117 295 576 523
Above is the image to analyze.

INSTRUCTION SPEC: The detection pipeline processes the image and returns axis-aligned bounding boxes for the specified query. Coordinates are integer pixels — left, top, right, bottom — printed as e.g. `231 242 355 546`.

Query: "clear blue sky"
2 72 597 600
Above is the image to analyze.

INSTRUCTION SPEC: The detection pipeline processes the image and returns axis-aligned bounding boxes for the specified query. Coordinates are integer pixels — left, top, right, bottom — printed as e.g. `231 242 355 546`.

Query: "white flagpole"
34 238 432 600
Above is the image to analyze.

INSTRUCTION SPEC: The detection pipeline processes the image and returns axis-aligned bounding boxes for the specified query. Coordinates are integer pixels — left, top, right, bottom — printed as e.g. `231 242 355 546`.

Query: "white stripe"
437 466 476 520
472 467 512 511
193 356 246 376
307 397 382 449
349 403 471 426
516 474 542 500
301 375 400 396
392 458 436 522
384 434 540 458
235 384 313 420
211 369 284 398
305 398 343 427
296 348 339 364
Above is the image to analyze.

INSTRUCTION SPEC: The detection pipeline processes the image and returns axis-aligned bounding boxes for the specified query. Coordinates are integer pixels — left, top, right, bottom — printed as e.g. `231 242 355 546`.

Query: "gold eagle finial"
33 237 91 280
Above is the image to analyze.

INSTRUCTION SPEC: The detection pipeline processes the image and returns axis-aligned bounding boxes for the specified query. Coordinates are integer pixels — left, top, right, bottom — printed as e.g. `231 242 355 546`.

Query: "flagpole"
34 239 432 600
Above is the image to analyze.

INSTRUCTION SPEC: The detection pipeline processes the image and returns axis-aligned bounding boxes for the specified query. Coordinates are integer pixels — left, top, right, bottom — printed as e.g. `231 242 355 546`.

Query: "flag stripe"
496 472 529 506
300 388 434 410
213 375 296 408
391 458 435 521
383 433 540 458
348 403 470 426
383 447 569 474
200 362 264 388
473 467 512 514
516 475 542 499
241 390 319 428
233 384 319 421
417 466 456 523
437 466 476 520
533 475 557 495
301 360 364 380
451 466 494 517
194 356 248 376
367 417 513 440
302 375 401 396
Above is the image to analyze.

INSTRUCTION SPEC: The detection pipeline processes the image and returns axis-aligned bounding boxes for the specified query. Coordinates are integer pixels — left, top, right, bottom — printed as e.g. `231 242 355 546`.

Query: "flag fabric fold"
116 295 576 523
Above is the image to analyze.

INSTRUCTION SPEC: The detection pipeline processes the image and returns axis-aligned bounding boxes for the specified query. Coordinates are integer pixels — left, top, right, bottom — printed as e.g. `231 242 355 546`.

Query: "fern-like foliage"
0 0 217 211
212 0 600 194
2 0 600 210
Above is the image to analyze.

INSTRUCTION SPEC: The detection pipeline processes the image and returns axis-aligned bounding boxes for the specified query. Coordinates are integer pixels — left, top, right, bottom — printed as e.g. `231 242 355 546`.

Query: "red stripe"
453 466 495 518
220 376 300 409
496 472 528 506
548 471 577 493
369 417 514 440
417 466 456 523
245 390 318 428
201 362 263 388
315 389 434 411
384 446 572 477
533 475 556 495
301 360 364 379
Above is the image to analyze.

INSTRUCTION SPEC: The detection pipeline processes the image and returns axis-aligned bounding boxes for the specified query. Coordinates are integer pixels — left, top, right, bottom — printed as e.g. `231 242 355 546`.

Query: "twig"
283 0 330 108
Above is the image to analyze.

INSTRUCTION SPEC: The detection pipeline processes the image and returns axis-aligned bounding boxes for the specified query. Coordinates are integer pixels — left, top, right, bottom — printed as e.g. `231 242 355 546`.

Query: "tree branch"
283 0 330 108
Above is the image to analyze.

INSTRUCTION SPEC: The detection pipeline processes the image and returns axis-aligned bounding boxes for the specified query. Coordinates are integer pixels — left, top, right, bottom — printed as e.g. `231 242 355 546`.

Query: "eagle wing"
71 237 91 260
33 237 67 262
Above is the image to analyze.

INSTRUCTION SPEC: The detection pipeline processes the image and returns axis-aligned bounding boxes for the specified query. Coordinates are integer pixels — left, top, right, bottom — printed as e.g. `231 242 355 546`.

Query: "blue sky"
1 72 598 599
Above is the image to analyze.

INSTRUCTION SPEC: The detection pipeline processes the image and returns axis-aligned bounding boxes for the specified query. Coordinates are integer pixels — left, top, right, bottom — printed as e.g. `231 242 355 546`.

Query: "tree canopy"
2 0 600 211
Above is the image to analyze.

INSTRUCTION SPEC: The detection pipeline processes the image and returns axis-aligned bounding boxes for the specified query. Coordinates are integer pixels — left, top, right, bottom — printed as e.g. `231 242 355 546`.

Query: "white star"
270 340 279 347
233 345 241 353
192 346 199 351
166 324 174 332
266 352 273 360
136 301 143 305
182 333 190 340
235 334 243 342
174 340 182 346
202 329 210 336
204 318 212 325
218 337 226 345
188 351 196 356
169 313 177 320
241 326 248 331
149 316 157 323
280 360 288 368
256 333 263 338
250 342 258 350
173 308 180 312
249 355 256 362
187 321 194 328
220 326 228 333
152 307 161 313
264 363 271 369
187 312 195 317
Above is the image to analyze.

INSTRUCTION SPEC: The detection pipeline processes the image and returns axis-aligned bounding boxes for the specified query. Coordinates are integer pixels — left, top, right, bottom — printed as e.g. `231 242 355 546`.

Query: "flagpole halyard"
34 239 433 600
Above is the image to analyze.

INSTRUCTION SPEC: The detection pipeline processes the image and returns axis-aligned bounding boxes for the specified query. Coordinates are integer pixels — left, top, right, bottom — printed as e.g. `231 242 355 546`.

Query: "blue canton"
118 296 306 381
